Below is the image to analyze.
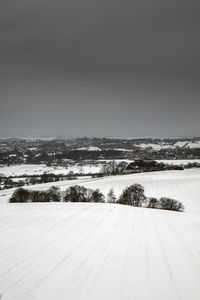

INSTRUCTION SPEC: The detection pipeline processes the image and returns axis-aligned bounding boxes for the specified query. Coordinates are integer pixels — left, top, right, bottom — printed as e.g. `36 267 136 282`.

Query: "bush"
90 189 105 203
64 185 104 203
35 191 50 202
9 187 61 203
118 184 146 207
64 185 88 202
46 186 61 202
10 188 31 203
30 190 41 202
158 197 185 212
9 185 185 213
147 197 159 209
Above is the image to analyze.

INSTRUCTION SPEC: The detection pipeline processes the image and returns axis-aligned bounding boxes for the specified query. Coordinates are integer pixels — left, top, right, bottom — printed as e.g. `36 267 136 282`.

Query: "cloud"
0 0 200 137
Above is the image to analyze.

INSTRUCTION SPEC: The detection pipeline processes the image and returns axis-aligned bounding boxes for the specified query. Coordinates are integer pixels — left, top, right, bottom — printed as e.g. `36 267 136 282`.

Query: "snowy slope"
156 159 200 165
1 168 200 212
1 160 200 177
0 169 200 300
138 140 200 150
0 164 101 177
77 146 101 151
174 141 200 149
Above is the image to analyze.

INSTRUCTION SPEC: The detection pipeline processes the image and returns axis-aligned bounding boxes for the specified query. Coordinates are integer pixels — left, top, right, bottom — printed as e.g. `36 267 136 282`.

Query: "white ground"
1 160 200 178
138 140 200 150
156 159 200 165
77 146 101 151
174 141 200 149
0 164 101 177
0 169 200 300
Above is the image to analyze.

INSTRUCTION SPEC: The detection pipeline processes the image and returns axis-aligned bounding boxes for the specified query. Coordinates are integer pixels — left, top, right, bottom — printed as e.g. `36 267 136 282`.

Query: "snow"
138 141 200 150
174 141 188 148
0 169 200 299
187 141 200 149
137 143 173 150
174 141 200 149
1 160 199 178
156 159 200 165
97 159 132 163
0 164 101 177
112 148 132 152
77 146 101 151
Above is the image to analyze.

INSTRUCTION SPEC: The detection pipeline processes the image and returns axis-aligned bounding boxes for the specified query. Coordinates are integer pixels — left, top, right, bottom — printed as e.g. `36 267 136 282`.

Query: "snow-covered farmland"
174 141 200 149
156 159 200 165
0 169 200 300
138 140 200 150
77 146 101 151
1 160 200 178
0 163 101 177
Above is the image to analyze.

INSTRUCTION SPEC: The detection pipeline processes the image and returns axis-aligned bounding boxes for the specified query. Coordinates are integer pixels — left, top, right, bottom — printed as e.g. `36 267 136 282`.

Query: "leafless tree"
158 197 185 212
119 184 146 207
147 197 159 208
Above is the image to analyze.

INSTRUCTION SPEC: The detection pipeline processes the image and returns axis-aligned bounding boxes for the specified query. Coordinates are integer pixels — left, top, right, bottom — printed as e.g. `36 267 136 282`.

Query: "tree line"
9 184 184 212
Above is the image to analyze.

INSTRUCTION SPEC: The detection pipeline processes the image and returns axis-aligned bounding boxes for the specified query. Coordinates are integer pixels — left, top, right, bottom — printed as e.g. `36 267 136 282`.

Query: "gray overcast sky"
0 0 200 138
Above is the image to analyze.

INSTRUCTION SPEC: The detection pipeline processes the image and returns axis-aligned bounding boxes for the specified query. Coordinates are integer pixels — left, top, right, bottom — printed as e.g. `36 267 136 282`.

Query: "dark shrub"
46 186 61 202
147 197 159 209
30 190 50 202
10 188 30 203
64 185 105 203
90 189 105 203
9 188 54 203
37 191 50 202
30 190 40 202
158 197 185 212
118 184 146 207
64 185 88 202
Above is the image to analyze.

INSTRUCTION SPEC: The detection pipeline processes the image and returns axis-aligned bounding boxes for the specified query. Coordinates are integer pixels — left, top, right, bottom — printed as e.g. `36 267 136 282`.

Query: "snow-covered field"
156 159 200 165
174 141 200 149
0 164 101 177
0 169 200 300
138 140 200 150
77 146 101 151
1 160 200 178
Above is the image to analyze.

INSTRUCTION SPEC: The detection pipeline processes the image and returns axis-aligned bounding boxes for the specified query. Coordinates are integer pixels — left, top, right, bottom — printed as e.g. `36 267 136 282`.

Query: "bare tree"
147 197 159 208
64 185 104 203
64 185 87 202
46 186 61 202
90 189 105 202
119 184 146 207
158 197 185 212
117 161 128 173
10 188 30 203
100 161 117 175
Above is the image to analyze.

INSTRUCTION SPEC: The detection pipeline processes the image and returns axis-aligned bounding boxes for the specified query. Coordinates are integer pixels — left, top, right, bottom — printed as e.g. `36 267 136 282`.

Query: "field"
0 169 200 299
0 164 101 177
1 160 200 177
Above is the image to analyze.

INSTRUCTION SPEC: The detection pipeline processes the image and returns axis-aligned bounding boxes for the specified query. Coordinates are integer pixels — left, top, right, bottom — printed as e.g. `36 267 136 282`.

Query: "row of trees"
10 186 61 203
147 197 185 211
64 186 104 202
9 184 184 212
0 172 78 190
117 184 184 211
9 185 105 203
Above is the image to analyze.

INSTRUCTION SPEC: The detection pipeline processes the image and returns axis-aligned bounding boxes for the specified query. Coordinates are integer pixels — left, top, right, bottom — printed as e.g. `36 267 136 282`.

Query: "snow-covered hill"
138 140 200 150
0 169 200 300
1 160 200 177
0 163 101 177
